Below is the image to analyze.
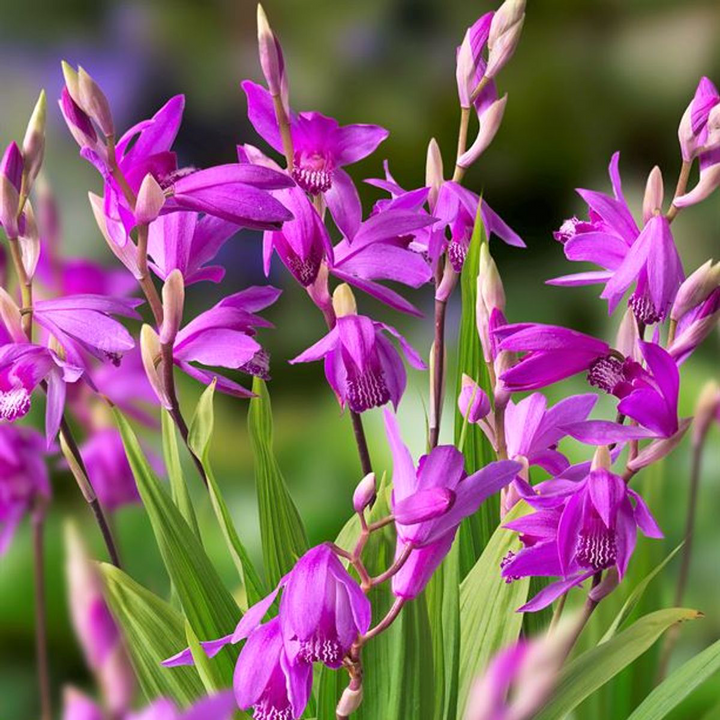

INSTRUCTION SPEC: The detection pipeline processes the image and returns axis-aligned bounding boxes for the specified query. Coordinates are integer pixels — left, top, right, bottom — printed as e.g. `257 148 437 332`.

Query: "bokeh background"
1 0 719 717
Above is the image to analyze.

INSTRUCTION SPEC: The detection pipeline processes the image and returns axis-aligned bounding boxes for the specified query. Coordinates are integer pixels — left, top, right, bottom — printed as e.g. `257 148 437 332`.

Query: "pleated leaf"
188 381 266 606
247 377 308 587
457 501 530 717
114 409 239 684
535 608 703 720
100 563 205 706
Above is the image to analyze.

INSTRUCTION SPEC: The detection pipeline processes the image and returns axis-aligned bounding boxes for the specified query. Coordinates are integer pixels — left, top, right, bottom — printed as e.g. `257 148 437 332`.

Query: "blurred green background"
1 0 719 717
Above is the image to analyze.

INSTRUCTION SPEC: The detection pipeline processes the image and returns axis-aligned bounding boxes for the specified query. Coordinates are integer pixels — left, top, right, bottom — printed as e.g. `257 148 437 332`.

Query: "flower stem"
7 237 33 337
429 297 448 449
350 411 373 478
361 597 406 644
667 318 678 347
136 223 164 327
371 542 414 586
549 590 568 633
31 502 51 720
656 435 706 682
666 160 692 224
272 94 294 172
559 573 602 663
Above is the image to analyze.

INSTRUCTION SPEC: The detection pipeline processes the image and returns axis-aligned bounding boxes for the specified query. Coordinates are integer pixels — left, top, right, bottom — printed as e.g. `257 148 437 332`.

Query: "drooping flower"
548 154 684 324
0 425 49 554
242 79 388 239
290 293 426 414
501 451 662 612
65 522 135 715
384 409 521 598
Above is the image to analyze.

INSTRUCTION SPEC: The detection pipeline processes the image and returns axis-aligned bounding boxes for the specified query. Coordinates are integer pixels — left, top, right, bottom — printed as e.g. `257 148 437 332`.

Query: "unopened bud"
22 90 47 188
425 138 444 210
615 308 640 361
458 95 508 169
435 261 459 302
19 202 40 280
486 0 525 79
59 87 98 150
141 325 172 409
0 287 25 342
0 142 23 237
257 4 285 97
493 349 514 410
458 374 491 423
589 566 619 603
479 242 506 312
160 270 185 345
674 162 720 208
488 0 525 47
332 283 357 317
693 381 720 446
89 192 142 278
135 174 166 225
353 472 376 514
642 166 664 223
671 260 720 322
337 683 364 718
78 66 114 137
456 29 477 109
61 61 81 104
591 445 612 471
628 418 692 471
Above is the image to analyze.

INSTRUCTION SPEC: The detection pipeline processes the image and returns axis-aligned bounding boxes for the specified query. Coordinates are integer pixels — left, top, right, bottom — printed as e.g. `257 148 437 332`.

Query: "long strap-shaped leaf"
100 563 205 706
535 608 703 720
114 409 240 685
457 501 530 717
189 381 266 607
626 637 720 720
248 377 308 588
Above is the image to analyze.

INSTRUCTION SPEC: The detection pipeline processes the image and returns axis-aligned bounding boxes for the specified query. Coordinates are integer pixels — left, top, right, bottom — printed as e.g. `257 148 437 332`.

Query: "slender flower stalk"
31 499 51 720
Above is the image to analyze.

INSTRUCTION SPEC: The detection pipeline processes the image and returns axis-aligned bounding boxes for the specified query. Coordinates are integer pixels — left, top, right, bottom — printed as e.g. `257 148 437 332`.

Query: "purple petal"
332 123 389 166
546 270 614 287
576 188 639 245
383 408 418 500
518 572 594 613
563 420 659 444
325 168 362 241
241 80 283 154
627 489 663 539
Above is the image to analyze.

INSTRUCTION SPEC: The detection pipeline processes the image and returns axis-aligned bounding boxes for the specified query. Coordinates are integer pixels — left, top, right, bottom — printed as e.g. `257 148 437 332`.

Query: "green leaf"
100 563 205 706
114 409 239 684
453 206 497 578
189 381 266 607
535 608 703 720
457 500 530 716
162 411 200 538
248 377 308 587
626 637 720 720
600 543 684 643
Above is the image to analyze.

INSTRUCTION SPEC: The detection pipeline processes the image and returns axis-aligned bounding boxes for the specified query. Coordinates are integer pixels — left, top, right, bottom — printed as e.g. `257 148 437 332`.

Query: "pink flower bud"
486 0 525 79
479 241 506 312
160 269 185 345
458 374 491 423
692 381 720 446
488 0 525 48
642 165 664 223
353 472 376 514
589 566 619 602
22 90 47 188
425 138 444 210
19 202 40 280
78 66 114 137
458 94 508 169
336 683 364 718
59 87 98 150
141 324 172 409
435 261 459 301
671 260 720 322
627 418 692 471
0 287 26 342
135 173 166 225
615 308 640 361
89 192 142 278
257 4 285 98
456 13 493 108
0 142 23 237
673 161 720 208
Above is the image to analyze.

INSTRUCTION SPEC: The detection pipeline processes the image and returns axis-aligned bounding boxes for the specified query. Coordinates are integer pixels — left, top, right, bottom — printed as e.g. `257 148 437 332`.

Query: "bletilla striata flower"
0 425 49 554
290 286 426 414
385 409 521 598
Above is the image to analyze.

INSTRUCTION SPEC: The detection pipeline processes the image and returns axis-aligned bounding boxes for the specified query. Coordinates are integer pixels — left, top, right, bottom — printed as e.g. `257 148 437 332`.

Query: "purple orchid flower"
384 409 521 598
678 76 720 163
290 313 426 414
147 211 239 285
61 89 294 246
0 425 49 554
669 287 720 365
501 461 662 612
242 79 388 239
548 153 684 324
172 286 282 397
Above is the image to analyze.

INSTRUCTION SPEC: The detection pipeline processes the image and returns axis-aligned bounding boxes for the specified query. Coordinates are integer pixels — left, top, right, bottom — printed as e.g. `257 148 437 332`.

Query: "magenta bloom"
242 80 388 239
172 286 281 397
148 211 240 285
290 314 426 413
549 153 684 324
502 465 662 612
384 410 521 598
0 425 49 554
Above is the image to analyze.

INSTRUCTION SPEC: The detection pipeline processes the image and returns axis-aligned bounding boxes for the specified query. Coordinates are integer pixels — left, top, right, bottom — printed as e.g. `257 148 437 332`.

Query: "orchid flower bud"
479 242 506 312
141 324 172 409
425 138 444 210
353 472 376 514
486 0 525 79
455 13 493 108
493 349 514 410
160 270 185 345
135 173 166 225
0 287 26 342
671 259 720 322
89 192 142 278
591 445 612 471
642 166 664 223
458 374 491 423
435 260 459 302
61 61 81 103
673 161 720 208
22 90 47 189
78 66 114 137
692 381 720 446
628 418 692 471
336 684 363 719
257 4 285 98
458 94 508 169
19 202 40 280
0 142 24 237
615 308 641 361
332 283 357 317
59 87 98 151
669 288 720 363
589 566 619 602
678 76 720 161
